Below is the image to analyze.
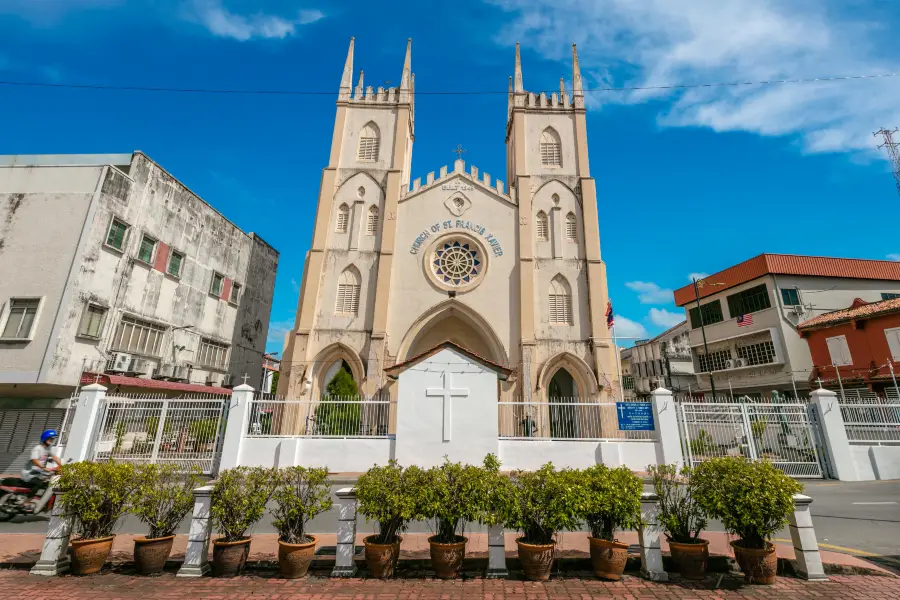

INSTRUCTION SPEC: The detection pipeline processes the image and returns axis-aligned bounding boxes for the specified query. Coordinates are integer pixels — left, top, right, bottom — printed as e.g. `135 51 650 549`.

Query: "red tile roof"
82 372 231 395
673 254 900 306
384 341 512 379
798 297 900 330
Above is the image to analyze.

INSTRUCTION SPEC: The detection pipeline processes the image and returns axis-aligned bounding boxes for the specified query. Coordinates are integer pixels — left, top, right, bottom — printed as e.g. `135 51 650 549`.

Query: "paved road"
3 479 898 564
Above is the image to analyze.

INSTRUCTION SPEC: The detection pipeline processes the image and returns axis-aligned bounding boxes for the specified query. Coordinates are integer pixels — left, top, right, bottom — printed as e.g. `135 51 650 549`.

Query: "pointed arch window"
357 122 380 162
335 267 361 315
366 205 379 236
536 211 549 241
540 128 562 167
335 203 350 233
565 212 577 242
549 275 573 325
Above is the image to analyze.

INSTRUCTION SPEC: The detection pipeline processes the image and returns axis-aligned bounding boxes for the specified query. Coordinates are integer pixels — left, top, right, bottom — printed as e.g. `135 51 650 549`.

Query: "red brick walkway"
3 571 900 599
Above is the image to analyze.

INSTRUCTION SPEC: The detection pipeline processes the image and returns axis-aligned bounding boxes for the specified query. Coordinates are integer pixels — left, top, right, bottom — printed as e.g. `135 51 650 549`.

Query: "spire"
560 77 565 96
508 76 514 113
514 42 524 93
355 70 364 98
400 38 412 90
572 43 584 97
339 37 354 101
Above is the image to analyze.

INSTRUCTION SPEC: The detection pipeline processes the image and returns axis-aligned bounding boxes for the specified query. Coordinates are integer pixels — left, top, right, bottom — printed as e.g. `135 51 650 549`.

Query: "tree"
270 370 280 393
314 368 361 435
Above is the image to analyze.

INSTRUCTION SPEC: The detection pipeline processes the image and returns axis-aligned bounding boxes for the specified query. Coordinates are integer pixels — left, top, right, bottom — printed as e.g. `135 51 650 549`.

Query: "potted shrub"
58 461 138 575
507 463 582 581
131 464 201 575
356 460 421 579
693 457 802 584
648 464 708 580
416 459 483 579
209 466 277 577
579 465 642 581
271 466 333 579
475 454 515 576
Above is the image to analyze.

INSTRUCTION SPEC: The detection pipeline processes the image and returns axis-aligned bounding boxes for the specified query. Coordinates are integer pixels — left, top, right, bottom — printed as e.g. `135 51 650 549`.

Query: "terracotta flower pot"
278 536 318 579
667 538 709 580
365 535 400 579
516 538 555 581
429 536 467 579
133 535 175 575
730 540 777 585
588 537 629 581
212 537 251 577
71 536 115 575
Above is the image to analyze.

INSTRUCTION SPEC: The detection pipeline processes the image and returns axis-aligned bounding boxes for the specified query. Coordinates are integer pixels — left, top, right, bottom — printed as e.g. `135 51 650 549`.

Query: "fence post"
651 387 683 467
486 523 508 577
810 389 858 481
177 485 214 577
60 383 107 463
638 491 667 581
149 397 169 464
30 491 71 576
332 487 358 577
218 384 254 471
788 494 827 580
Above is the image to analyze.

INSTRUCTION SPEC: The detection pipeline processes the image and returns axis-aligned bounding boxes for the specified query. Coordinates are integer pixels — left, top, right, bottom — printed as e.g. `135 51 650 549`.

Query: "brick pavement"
3 571 900 600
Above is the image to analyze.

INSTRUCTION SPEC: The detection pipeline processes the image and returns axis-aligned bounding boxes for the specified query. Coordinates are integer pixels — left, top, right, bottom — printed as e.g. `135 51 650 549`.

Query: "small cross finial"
452 144 466 160
94 373 102 384
816 377 823 389
241 373 250 385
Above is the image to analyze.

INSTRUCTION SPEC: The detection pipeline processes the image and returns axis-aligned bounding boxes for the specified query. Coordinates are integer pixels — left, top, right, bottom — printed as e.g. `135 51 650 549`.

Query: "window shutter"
885 328 900 361
358 137 379 161
540 143 561 167
826 336 852 366
565 214 577 241
367 209 378 236
536 213 548 240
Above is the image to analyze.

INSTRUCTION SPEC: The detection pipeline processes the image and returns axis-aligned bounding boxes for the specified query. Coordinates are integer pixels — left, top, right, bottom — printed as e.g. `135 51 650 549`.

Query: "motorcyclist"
20 430 61 509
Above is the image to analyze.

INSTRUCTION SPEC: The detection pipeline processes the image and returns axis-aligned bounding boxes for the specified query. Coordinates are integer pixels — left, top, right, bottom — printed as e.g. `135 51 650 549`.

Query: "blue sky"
1 0 899 352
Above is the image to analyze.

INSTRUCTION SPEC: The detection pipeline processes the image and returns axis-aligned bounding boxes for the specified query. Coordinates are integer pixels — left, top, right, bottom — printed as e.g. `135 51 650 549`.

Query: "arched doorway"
548 368 579 438
322 359 354 392
399 302 507 366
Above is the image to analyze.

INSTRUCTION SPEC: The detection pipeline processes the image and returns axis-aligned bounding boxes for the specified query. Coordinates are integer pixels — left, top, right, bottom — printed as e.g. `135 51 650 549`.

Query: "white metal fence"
839 399 900 444
246 397 396 438
91 394 228 474
498 399 657 441
677 396 825 478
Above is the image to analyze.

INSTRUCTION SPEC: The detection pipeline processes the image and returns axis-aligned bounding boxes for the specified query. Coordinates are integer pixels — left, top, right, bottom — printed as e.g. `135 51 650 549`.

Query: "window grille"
689 300 724 328
737 341 776 366
198 338 229 370
726 283 771 317
112 315 165 356
697 349 732 373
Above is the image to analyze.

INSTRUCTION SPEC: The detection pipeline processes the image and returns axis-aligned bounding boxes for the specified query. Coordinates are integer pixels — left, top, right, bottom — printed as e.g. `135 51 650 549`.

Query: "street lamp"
692 277 725 399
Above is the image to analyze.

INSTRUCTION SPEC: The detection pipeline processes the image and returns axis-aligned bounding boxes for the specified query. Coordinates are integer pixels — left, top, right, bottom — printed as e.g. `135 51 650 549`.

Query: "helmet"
41 430 59 444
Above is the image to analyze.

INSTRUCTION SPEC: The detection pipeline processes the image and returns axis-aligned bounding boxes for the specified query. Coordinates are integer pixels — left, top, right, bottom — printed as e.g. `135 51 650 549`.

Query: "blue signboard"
616 402 655 431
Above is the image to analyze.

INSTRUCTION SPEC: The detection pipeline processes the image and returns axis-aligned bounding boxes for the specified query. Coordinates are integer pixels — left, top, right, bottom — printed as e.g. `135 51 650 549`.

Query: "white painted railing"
840 400 900 444
498 400 657 441
246 397 396 438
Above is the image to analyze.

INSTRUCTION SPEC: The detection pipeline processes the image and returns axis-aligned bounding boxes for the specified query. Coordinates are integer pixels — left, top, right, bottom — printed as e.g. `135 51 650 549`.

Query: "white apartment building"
629 321 695 398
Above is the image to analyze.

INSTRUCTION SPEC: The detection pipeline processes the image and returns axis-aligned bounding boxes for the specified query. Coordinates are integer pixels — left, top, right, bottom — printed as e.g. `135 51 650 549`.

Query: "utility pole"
888 360 900 400
875 128 900 196
693 277 719 399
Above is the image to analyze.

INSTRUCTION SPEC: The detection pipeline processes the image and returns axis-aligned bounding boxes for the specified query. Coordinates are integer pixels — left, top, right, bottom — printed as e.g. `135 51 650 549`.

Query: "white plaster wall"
394 347 501 467
849 444 900 481
338 107 400 172
531 180 584 261
237 437 394 472
522 113 580 177
851 445 876 480
499 440 659 471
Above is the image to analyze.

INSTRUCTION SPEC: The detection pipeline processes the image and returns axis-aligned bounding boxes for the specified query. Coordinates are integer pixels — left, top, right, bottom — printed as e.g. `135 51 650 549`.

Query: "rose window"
433 240 481 287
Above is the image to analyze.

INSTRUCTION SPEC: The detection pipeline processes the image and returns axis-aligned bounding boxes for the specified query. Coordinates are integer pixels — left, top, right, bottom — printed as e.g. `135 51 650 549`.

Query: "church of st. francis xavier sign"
409 219 504 257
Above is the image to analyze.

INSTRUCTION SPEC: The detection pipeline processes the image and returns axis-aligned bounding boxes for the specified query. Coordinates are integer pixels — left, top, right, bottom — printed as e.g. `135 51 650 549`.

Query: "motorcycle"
0 474 59 522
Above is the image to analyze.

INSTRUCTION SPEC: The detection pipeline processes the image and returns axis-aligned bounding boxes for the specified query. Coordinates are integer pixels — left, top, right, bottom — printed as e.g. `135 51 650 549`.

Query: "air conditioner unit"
154 363 176 379
725 359 735 369
107 352 132 373
172 365 190 381
129 358 152 376
792 304 805 316
735 358 747 368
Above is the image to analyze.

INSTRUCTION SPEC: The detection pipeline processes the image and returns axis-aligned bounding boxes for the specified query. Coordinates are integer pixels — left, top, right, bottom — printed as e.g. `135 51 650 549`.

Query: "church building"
280 38 620 407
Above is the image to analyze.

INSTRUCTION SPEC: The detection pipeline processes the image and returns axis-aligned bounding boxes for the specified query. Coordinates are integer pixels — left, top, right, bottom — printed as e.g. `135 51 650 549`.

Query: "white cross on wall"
425 371 469 442
617 403 626 420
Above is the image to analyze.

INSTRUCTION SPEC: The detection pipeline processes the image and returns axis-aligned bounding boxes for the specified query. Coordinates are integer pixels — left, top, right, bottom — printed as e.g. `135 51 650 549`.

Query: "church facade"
280 38 620 405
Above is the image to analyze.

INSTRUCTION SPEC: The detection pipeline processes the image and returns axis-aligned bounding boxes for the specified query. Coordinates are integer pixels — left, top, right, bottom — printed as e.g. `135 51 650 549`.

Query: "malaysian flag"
737 314 753 327
606 301 615 328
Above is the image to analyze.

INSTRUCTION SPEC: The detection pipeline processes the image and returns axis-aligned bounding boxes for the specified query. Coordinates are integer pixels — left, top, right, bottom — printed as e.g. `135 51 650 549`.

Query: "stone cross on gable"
452 144 466 160
425 371 469 442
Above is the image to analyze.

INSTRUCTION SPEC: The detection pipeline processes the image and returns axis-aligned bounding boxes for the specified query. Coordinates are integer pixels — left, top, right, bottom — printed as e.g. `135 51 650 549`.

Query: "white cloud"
189 1 324 41
612 316 648 340
489 0 900 154
887 254 900 261
290 278 300 293
687 272 710 282
0 0 122 24
625 281 673 304
266 319 294 350
649 308 685 328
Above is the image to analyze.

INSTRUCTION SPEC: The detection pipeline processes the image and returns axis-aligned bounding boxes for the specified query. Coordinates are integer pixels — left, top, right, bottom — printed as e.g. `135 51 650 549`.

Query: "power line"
0 71 897 96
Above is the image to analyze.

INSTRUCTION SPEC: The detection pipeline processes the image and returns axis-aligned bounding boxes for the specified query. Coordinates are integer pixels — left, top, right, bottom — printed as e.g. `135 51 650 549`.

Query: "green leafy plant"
415 458 484 543
506 463 583 546
189 418 219 443
210 467 277 542
314 369 361 435
58 461 138 540
271 466 333 544
476 454 515 530
113 421 127 453
132 464 202 539
692 457 802 550
751 419 768 443
145 416 174 439
689 429 715 456
356 460 422 544
648 464 706 544
579 465 643 542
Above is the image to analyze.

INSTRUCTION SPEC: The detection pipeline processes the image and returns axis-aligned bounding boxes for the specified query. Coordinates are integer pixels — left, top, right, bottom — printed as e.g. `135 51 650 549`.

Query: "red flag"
606 301 615 328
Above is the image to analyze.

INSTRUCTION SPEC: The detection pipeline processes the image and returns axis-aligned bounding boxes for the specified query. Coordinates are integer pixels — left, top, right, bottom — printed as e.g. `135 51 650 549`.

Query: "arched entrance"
549 368 579 438
399 302 507 366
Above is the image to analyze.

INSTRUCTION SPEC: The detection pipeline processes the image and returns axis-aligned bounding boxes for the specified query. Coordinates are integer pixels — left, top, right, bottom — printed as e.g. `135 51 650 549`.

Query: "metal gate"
678 399 825 478
91 394 228 475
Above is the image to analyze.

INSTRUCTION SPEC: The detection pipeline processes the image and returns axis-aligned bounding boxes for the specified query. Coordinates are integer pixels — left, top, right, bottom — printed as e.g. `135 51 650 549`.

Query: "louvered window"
549 276 572 325
357 122 380 162
335 267 361 315
565 212 577 241
540 128 562 167
336 204 350 233
536 211 548 241
366 206 379 236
